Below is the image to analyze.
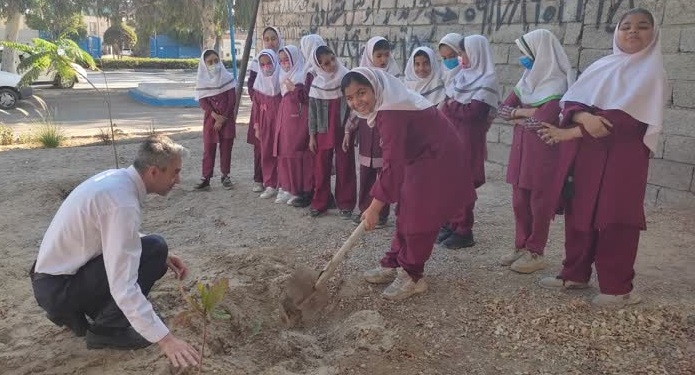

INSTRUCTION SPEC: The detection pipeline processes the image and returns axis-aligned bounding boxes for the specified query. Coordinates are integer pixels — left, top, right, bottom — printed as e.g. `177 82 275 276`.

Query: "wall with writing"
257 0 695 208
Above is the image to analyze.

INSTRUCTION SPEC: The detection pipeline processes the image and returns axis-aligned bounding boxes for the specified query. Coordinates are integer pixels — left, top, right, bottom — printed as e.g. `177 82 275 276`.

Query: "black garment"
31 235 169 335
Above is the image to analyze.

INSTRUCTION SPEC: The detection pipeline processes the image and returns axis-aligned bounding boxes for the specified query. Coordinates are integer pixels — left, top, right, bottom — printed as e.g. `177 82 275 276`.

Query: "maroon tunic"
316 98 345 150
441 99 492 188
275 83 312 195
255 92 282 187
371 106 475 234
199 88 236 142
246 70 259 145
548 102 650 232
504 93 560 192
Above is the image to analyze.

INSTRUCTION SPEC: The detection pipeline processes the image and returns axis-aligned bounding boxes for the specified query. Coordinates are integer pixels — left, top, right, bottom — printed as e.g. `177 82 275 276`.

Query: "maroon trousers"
559 212 640 295
448 203 475 237
381 212 438 282
278 153 313 196
512 186 552 254
311 147 357 211
202 138 234 179
252 142 263 183
358 165 390 218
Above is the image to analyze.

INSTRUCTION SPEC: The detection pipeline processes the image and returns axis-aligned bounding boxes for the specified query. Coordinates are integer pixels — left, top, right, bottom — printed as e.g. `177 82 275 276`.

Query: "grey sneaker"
252 182 264 192
539 276 590 290
221 175 233 190
500 249 526 266
382 268 428 301
592 293 642 308
510 252 546 274
363 266 397 284
259 187 278 199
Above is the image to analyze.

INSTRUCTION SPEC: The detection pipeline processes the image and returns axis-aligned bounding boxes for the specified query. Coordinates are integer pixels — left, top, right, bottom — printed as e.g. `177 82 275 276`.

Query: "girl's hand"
214 120 223 131
309 135 317 153
497 105 515 121
361 207 379 231
254 123 260 140
283 80 295 92
537 123 580 144
342 133 351 152
579 113 613 138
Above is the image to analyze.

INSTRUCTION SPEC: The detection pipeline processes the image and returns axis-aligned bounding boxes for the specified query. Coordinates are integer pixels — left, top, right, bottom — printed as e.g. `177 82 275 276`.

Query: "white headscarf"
249 26 284 73
252 49 281 97
308 47 350 100
195 49 236 101
359 36 402 77
438 33 464 86
300 34 326 76
404 47 446 105
350 67 433 127
561 17 666 152
278 45 305 96
446 35 500 110
513 29 575 106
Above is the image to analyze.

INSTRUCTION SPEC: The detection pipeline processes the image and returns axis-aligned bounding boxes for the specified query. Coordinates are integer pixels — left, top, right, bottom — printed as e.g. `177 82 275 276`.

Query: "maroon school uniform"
310 97 357 212
199 88 236 178
504 93 560 255
274 83 312 196
441 99 492 237
247 70 263 184
548 102 650 295
346 116 390 219
373 107 475 280
254 92 282 188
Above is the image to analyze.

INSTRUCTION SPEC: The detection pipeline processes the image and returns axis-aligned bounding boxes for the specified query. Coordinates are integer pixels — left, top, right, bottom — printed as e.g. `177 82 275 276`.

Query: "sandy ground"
0 127 694 374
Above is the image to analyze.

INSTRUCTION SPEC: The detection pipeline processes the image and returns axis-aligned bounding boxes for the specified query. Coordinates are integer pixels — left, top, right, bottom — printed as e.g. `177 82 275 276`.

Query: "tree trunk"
1 11 22 74
199 1 216 50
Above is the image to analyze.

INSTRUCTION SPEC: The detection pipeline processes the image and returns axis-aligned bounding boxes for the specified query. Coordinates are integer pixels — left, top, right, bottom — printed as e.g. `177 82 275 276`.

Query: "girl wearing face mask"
307 46 357 218
252 49 282 199
404 46 446 106
437 33 464 87
341 67 474 300
437 35 501 250
496 29 575 274
341 36 403 227
193 49 237 190
273 45 313 206
536 8 666 308
247 26 284 193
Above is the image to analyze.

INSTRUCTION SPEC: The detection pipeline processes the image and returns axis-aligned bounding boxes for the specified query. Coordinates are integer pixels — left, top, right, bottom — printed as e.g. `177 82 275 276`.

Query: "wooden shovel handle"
314 221 367 289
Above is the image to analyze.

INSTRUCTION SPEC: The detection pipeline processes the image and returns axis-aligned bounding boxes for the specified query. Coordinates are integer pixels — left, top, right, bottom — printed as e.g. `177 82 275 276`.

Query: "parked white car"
0 46 88 89
0 70 33 110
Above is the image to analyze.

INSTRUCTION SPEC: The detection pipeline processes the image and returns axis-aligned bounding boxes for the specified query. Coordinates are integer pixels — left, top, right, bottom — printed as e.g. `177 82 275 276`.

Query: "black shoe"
221 175 233 190
195 178 211 190
310 208 325 217
375 216 388 229
86 327 151 350
442 232 476 249
47 313 90 337
352 212 362 225
435 226 453 244
339 210 353 220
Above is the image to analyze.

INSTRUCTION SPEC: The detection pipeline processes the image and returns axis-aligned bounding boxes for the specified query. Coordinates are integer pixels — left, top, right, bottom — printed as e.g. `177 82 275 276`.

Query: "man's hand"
166 254 188 280
158 333 200 368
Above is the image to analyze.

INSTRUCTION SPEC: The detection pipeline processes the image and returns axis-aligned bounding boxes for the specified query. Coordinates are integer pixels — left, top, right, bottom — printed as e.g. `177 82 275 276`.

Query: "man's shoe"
47 313 90 337
435 226 453 244
86 327 152 350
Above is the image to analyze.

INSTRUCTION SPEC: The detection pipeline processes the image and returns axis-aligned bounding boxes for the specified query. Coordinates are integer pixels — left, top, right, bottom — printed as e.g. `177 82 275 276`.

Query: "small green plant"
0 124 13 145
97 127 113 145
35 122 65 148
175 278 230 374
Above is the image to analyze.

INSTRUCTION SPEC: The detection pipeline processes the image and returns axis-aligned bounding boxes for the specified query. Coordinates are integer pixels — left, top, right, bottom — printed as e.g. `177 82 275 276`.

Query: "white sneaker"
259 187 278 199
382 268 428 301
539 276 590 290
286 195 301 205
510 252 546 274
363 266 398 284
592 293 642 308
500 249 527 266
252 182 264 192
274 190 290 204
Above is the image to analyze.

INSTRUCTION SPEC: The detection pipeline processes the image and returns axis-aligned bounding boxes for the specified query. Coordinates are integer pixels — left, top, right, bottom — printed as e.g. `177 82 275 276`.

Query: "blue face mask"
519 56 534 70
442 57 459 70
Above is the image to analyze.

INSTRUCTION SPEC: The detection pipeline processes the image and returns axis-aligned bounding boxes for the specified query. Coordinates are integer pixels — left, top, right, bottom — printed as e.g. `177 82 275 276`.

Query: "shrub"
0 124 13 145
97 57 240 70
103 23 137 55
35 122 65 148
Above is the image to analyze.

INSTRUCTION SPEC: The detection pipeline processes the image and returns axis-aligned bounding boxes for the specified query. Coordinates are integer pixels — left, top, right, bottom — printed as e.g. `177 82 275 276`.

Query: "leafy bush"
97 57 240 70
0 124 13 145
34 121 65 148
103 23 138 54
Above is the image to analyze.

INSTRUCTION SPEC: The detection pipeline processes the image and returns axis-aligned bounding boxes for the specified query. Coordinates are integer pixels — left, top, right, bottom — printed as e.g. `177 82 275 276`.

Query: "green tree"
25 0 89 40
0 37 96 87
103 22 137 57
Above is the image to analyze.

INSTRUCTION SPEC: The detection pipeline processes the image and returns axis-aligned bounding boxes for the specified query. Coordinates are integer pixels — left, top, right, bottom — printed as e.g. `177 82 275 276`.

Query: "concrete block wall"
258 0 695 209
